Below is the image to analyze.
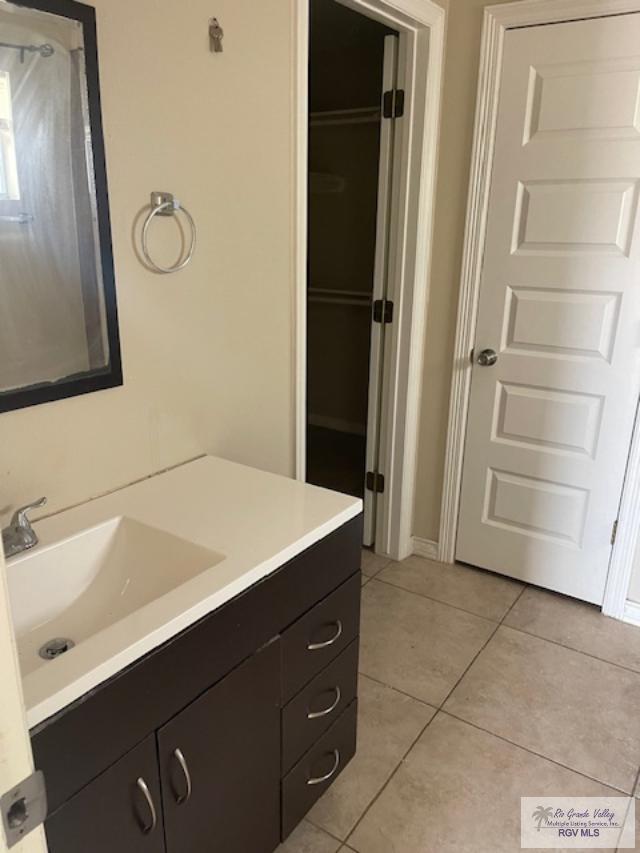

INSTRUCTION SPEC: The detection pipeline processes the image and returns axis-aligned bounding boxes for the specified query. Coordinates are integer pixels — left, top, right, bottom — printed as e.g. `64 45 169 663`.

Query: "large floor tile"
277 820 341 853
377 555 523 621
349 713 621 853
309 675 435 839
359 581 496 705
361 549 392 578
444 626 640 792
504 587 640 673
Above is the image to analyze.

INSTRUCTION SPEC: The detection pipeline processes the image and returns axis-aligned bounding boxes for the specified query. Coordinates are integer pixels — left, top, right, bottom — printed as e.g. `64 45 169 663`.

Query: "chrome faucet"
2 497 47 558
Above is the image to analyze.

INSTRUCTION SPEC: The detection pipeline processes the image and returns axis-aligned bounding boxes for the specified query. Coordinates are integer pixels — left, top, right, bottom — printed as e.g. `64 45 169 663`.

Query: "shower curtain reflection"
0 8 108 395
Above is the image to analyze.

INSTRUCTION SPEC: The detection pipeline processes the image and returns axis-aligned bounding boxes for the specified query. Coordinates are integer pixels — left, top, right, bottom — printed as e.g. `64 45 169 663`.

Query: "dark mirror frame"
0 0 122 414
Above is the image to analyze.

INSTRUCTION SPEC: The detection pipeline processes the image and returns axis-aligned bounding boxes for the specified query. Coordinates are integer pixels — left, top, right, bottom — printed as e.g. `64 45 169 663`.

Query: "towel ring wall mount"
141 191 197 274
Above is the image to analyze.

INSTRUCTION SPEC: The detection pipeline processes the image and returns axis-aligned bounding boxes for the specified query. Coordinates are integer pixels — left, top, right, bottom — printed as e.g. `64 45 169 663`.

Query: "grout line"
437 583 527 711
356 670 437 709
499 623 640 678
365 576 498 627
303 817 346 846
432 582 640 794
343 585 529 845
501 584 528 624
615 768 640 852
349 576 638 847
440 709 635 796
360 556 394 581
344 581 530 847
373 564 640 678
371 575 506 623
435 586 517 710
344 704 441 847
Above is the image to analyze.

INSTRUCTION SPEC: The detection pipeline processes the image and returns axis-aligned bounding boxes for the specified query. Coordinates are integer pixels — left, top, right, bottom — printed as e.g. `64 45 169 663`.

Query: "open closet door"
363 34 399 547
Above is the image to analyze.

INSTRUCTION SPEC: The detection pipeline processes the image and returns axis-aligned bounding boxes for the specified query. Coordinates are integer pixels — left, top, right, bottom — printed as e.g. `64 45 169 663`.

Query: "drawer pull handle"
307 749 340 786
307 686 341 720
307 619 343 651
172 748 193 804
136 777 157 834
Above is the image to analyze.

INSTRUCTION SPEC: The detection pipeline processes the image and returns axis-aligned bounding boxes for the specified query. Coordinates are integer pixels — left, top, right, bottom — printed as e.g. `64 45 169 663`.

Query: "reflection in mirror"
0 0 121 412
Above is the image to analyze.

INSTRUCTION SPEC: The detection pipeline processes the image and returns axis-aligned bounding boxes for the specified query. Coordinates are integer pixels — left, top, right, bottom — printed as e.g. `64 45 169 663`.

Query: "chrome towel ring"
141 191 197 274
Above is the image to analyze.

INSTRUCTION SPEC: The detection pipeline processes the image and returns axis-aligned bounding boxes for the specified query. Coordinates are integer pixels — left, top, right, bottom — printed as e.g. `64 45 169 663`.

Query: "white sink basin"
7 516 224 676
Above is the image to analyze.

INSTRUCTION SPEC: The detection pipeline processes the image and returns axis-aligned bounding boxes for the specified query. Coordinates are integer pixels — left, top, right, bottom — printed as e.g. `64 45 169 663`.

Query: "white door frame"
439 0 640 617
293 0 446 560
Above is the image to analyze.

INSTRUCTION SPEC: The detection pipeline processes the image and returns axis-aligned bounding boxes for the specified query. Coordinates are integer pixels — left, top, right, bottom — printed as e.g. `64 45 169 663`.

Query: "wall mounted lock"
1 770 47 849
209 18 224 52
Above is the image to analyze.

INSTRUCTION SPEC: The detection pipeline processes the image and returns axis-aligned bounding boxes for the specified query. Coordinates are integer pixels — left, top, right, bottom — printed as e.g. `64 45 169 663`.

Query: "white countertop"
7 456 361 728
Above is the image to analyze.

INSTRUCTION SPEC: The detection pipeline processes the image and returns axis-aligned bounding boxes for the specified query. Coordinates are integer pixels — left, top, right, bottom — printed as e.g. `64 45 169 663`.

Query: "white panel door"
456 14 640 604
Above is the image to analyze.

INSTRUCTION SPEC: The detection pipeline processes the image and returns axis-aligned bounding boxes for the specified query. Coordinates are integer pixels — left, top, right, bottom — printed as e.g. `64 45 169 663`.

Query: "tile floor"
277 551 640 853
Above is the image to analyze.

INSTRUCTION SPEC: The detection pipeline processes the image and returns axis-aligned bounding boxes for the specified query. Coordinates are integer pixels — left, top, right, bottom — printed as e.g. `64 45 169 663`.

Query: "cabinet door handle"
170 748 193 804
307 619 343 651
307 686 341 720
136 777 157 834
307 749 340 786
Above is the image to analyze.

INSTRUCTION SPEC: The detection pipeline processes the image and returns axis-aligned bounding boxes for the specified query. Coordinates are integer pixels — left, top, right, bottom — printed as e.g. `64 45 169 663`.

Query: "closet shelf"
310 106 381 127
308 287 372 307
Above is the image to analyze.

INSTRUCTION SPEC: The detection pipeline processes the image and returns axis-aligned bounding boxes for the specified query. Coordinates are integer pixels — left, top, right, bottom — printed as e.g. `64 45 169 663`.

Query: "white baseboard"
308 413 366 437
623 600 640 627
412 536 439 560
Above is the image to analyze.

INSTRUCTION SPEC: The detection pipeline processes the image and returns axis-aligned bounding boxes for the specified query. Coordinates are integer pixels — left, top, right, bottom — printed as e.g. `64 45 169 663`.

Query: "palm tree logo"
532 806 554 832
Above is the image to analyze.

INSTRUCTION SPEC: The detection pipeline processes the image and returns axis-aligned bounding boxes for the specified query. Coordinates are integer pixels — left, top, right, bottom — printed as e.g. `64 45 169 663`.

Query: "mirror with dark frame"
0 0 121 413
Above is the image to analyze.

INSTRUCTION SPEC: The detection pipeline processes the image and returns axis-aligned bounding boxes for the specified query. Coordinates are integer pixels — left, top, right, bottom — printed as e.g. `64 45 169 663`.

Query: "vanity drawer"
281 572 361 703
282 638 358 774
281 699 358 839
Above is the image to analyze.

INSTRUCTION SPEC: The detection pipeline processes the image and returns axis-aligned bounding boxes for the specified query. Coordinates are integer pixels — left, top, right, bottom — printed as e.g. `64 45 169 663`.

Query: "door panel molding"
440 0 640 619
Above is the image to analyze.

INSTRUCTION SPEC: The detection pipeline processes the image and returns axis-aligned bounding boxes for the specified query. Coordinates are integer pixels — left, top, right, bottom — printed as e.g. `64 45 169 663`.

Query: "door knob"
476 348 498 367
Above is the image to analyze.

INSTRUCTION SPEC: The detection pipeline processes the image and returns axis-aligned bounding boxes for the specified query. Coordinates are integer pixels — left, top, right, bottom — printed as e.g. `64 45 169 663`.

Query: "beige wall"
0 0 296 525
412 0 517 542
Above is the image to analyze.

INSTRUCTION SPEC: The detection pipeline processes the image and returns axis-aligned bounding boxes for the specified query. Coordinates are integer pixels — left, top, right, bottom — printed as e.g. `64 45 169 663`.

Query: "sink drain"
39 637 75 660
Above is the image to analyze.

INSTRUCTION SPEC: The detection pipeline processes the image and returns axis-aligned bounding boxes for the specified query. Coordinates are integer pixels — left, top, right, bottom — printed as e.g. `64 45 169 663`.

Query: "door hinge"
382 89 405 119
1 770 47 849
366 471 385 494
611 519 618 545
373 299 394 324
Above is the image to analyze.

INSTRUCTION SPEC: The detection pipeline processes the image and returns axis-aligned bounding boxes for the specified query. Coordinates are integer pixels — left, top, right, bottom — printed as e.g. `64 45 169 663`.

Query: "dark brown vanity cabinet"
33 515 362 853
158 640 281 853
44 644 280 853
44 735 164 853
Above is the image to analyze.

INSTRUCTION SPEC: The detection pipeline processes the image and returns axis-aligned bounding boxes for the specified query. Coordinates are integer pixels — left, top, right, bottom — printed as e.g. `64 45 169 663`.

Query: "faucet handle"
11 497 47 528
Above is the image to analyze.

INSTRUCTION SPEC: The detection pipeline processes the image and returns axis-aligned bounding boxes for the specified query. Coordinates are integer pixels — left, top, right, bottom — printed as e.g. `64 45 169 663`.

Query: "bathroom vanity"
6 457 362 852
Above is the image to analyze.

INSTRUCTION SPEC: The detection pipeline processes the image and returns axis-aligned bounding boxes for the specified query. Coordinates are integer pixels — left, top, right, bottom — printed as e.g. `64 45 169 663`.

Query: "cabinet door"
158 639 281 853
45 735 164 853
